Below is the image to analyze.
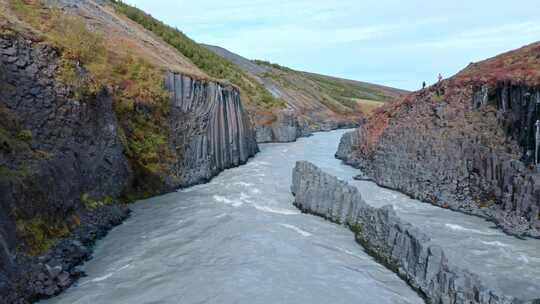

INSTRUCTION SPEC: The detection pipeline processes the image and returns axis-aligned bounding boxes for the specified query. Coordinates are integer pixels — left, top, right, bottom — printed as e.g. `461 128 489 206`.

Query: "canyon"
0 0 380 302
0 0 539 303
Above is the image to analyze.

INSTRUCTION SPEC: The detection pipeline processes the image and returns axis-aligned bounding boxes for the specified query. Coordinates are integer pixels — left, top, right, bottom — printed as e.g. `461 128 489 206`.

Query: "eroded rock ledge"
291 161 528 304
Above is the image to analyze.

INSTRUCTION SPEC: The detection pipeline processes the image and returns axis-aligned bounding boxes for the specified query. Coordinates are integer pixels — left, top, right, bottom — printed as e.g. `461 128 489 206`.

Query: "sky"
124 0 540 91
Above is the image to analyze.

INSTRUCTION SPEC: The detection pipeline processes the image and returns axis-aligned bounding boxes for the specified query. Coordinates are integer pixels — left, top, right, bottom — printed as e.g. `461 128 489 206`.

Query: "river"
43 130 540 303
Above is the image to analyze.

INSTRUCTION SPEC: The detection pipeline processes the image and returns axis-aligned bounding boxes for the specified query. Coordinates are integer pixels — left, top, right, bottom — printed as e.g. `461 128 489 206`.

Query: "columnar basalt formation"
165 73 258 187
337 43 540 237
291 161 529 304
0 32 258 303
0 32 131 303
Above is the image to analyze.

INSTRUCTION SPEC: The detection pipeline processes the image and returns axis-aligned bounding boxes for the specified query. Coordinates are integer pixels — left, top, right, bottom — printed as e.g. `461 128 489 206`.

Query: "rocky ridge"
337 42 540 237
291 161 534 304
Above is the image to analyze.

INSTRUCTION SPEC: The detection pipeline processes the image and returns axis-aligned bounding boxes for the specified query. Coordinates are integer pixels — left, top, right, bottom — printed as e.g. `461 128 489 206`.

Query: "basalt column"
165 73 259 187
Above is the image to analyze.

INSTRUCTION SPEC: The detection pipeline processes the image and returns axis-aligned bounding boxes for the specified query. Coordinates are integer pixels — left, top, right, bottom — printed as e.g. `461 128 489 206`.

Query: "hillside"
203 44 406 142
337 42 540 238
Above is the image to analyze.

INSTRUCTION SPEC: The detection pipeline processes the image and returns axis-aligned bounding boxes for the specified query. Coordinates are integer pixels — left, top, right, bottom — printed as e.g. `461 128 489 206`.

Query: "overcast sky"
124 0 540 90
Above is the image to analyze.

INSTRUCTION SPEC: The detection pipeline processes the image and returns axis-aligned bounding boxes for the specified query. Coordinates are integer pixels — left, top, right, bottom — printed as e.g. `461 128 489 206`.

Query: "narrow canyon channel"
42 130 540 304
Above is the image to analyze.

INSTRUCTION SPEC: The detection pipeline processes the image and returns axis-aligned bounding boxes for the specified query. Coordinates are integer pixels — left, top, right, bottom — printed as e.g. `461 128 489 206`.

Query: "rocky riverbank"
291 161 533 304
0 27 258 302
336 42 540 238
255 109 359 143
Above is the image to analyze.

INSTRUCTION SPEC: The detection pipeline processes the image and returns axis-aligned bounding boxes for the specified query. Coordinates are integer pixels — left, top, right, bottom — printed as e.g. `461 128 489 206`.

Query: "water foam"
253 204 300 215
213 195 243 207
234 182 254 187
445 223 496 235
88 273 113 283
279 224 312 237
480 240 510 248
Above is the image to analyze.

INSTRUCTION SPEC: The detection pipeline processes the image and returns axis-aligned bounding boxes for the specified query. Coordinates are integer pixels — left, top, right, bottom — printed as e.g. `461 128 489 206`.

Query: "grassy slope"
109 0 285 110
253 59 406 116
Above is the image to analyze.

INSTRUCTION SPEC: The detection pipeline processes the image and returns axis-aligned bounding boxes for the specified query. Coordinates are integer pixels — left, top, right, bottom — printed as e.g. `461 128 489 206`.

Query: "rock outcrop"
0 28 258 302
291 161 531 304
0 32 131 303
337 43 540 238
255 110 310 143
165 72 258 187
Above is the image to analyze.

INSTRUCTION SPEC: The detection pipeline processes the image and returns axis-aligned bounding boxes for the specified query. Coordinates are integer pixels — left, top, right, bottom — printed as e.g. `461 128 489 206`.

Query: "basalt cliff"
337 42 540 238
0 0 405 302
0 0 259 302
291 161 535 304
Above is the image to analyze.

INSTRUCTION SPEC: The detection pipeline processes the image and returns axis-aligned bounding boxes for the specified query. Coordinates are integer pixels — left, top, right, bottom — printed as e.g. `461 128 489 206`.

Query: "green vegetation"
16 129 32 142
109 0 285 110
354 98 385 115
254 59 390 114
305 73 390 104
8 0 174 200
81 193 114 210
349 222 364 235
252 59 292 72
15 215 71 256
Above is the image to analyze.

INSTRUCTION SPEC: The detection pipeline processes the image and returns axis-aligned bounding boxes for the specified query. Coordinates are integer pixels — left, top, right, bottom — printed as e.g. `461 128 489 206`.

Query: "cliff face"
165 72 258 187
254 110 310 143
0 32 132 302
0 30 258 302
291 161 527 304
337 42 540 238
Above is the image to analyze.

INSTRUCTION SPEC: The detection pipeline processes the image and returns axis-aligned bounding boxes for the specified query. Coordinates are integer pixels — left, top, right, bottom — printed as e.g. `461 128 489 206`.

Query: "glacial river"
43 130 540 304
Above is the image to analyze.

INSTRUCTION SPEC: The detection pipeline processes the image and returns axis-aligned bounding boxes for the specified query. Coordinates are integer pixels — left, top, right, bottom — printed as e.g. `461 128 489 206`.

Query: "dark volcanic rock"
337 82 540 238
0 32 131 303
255 110 308 143
0 32 259 303
292 161 529 304
165 72 259 187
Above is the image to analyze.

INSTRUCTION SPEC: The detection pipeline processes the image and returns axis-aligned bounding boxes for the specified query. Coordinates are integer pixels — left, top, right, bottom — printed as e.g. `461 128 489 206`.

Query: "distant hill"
203 44 407 125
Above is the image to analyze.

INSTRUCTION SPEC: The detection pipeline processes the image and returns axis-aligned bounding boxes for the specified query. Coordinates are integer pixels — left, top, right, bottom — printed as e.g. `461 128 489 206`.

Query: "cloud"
124 0 540 90
197 24 397 57
409 21 540 49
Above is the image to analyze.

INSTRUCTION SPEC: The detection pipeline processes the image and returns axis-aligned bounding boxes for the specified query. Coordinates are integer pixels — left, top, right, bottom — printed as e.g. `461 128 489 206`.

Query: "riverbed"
43 130 540 303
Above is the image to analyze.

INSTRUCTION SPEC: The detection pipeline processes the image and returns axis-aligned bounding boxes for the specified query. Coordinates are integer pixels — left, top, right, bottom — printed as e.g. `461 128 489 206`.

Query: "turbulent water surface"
43 130 540 304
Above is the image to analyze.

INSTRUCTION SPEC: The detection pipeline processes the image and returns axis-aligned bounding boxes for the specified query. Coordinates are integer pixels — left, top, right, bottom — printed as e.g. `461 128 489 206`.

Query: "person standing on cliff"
422 81 426 90
437 73 443 83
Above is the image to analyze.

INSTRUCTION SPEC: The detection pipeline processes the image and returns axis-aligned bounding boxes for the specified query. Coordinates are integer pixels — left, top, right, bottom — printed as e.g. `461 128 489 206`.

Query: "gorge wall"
0 31 258 303
337 82 540 238
165 72 258 187
337 43 540 238
291 161 529 304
